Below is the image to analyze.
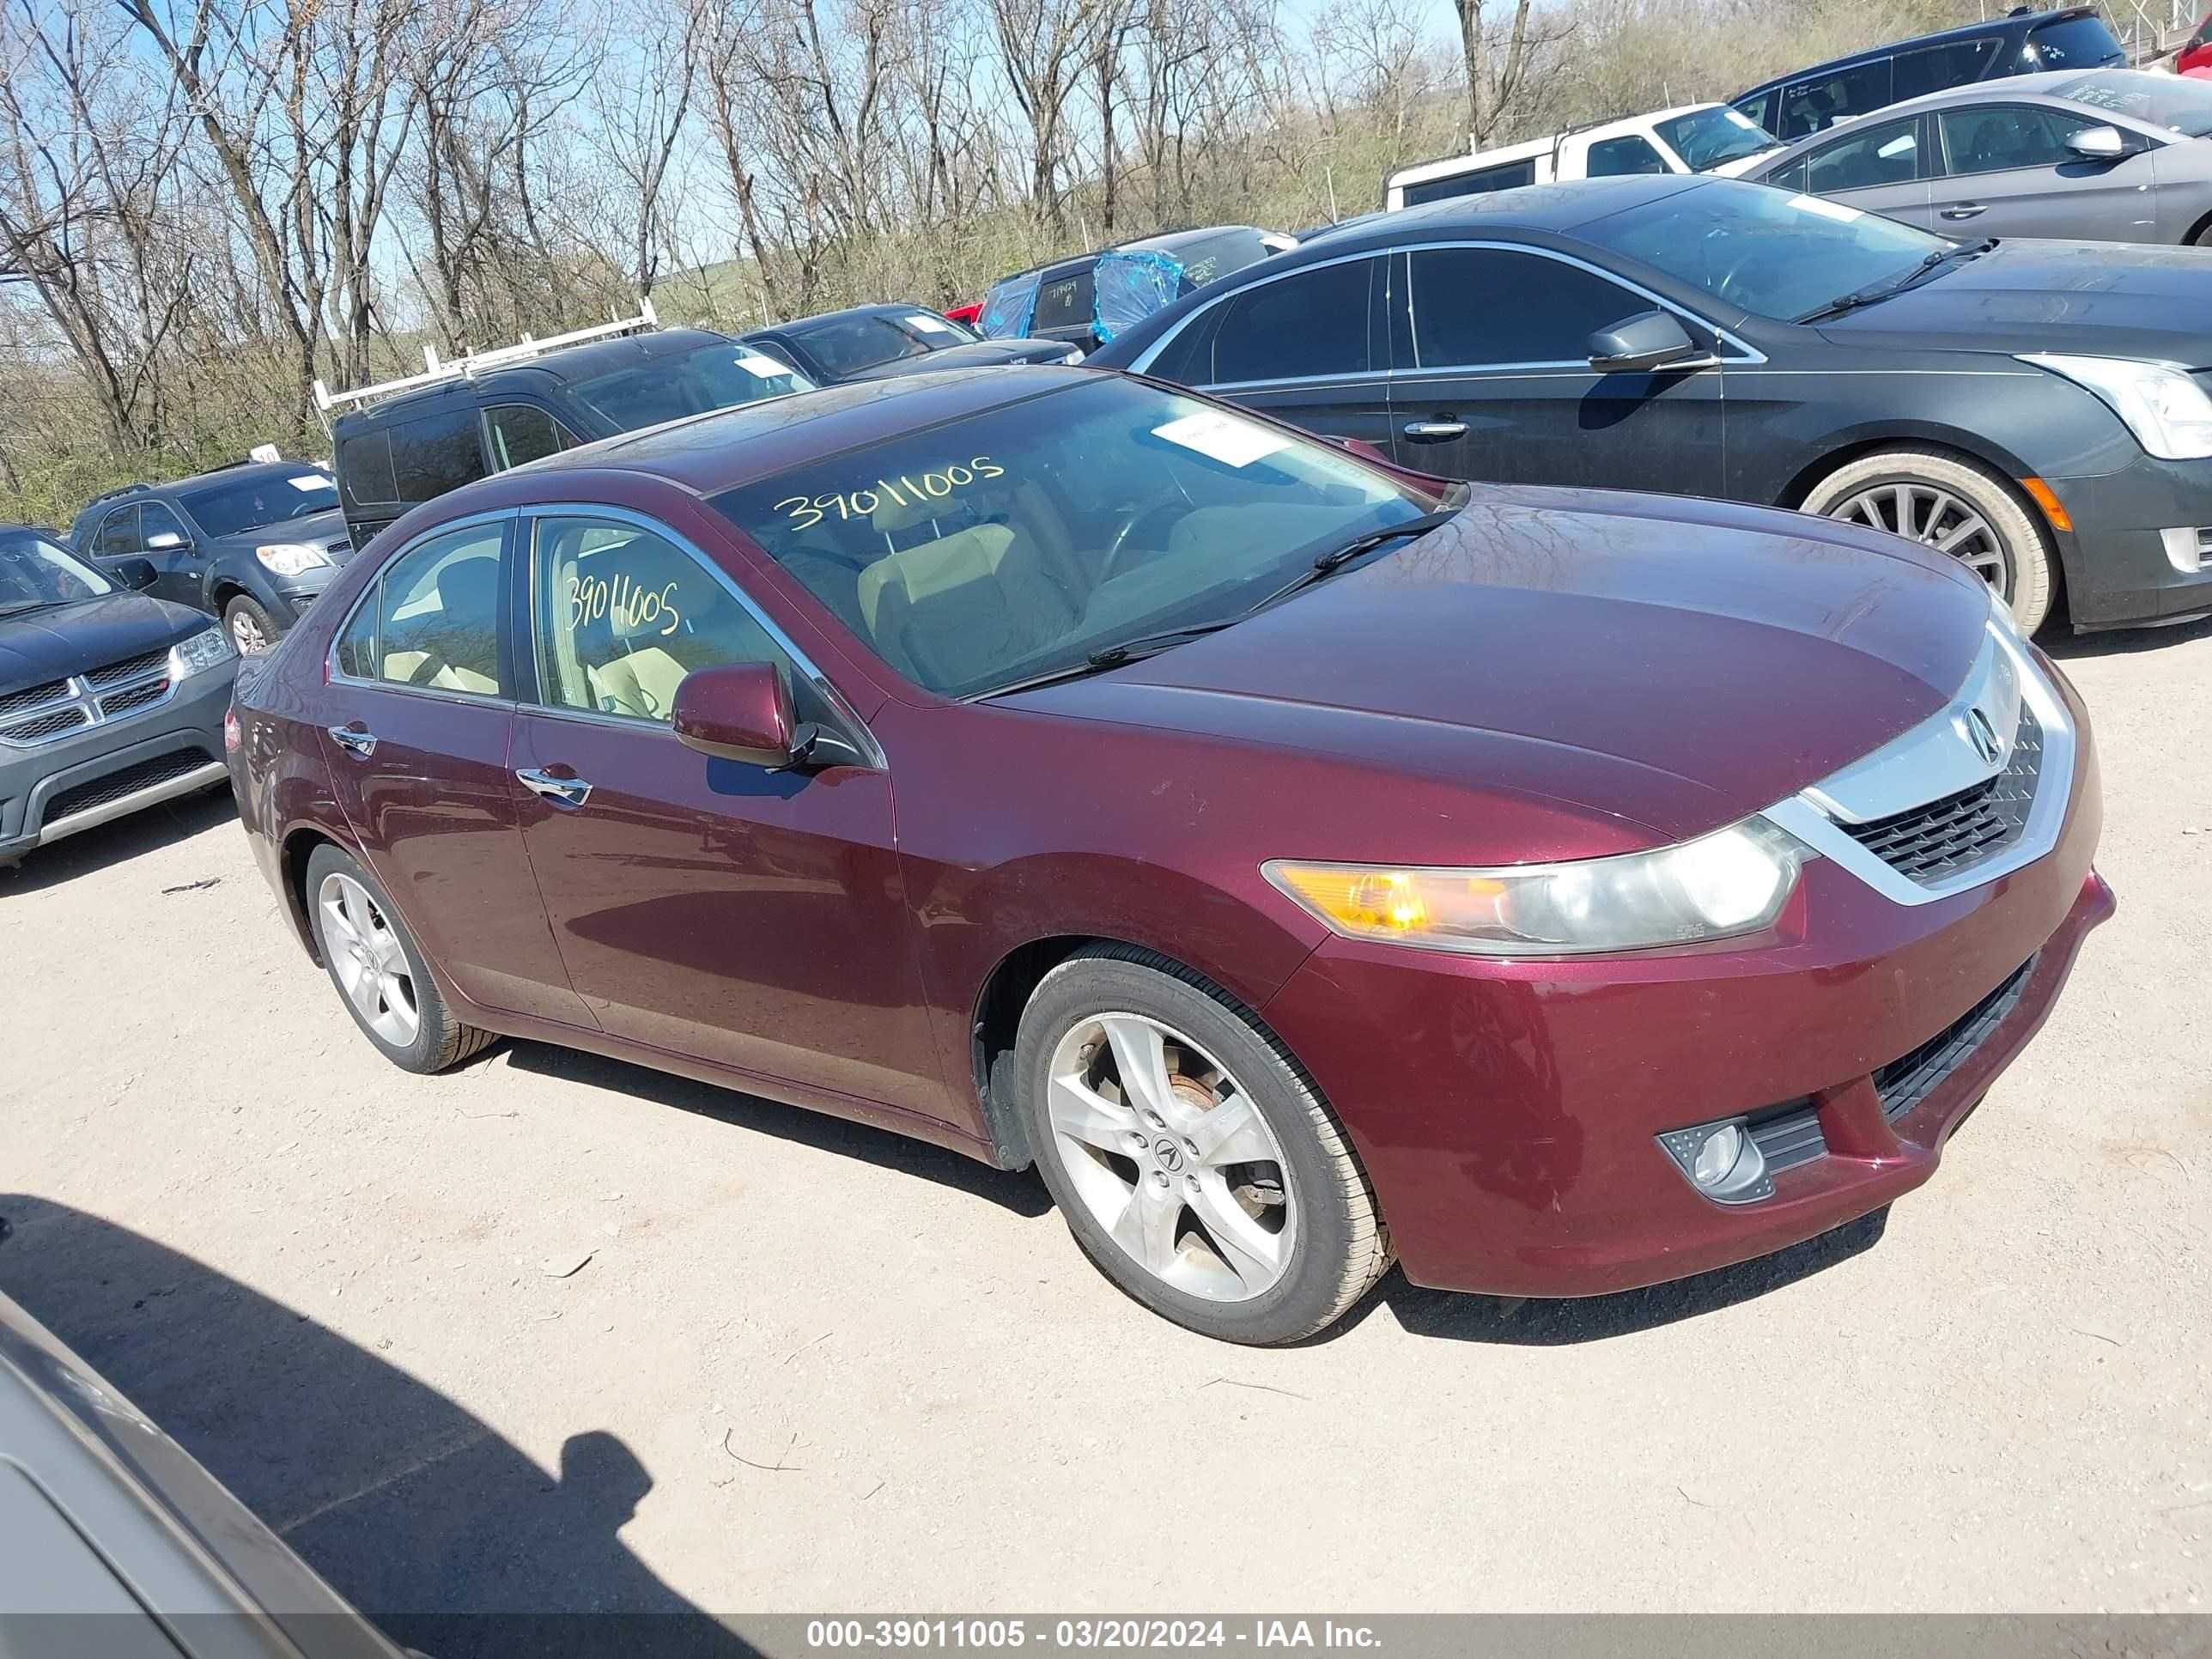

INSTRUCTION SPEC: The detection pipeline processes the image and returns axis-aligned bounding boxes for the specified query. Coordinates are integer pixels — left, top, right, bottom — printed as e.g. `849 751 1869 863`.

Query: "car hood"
847 340 1073 380
211 506 357 558
1815 239 2212 362
0 591 210 694
1005 487 1995 847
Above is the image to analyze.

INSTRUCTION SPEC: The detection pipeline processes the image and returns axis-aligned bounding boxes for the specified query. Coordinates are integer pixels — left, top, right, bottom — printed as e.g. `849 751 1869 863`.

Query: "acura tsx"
228 368 2111 1344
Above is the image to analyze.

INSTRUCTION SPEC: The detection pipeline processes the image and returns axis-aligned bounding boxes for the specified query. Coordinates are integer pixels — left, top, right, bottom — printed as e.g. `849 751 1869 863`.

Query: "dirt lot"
3 619 2208 1638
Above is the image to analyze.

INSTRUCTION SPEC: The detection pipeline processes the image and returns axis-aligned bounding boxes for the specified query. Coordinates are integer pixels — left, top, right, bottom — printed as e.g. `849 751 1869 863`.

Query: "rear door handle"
1940 203 1987 221
1401 420 1468 441
326 724 376 758
516 768 592 808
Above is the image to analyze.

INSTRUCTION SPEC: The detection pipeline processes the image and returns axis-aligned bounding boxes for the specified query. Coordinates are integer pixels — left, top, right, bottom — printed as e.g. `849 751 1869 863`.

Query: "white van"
1383 103 1784 211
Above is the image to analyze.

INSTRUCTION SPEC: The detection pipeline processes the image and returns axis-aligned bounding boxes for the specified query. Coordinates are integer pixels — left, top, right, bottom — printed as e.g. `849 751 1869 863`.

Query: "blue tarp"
977 272 1041 340
1091 249 1184 344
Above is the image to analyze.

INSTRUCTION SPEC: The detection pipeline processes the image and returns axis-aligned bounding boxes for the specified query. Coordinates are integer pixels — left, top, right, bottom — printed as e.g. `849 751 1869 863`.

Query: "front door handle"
1940 203 1987 221
517 767 592 808
326 724 376 758
1401 420 1468 441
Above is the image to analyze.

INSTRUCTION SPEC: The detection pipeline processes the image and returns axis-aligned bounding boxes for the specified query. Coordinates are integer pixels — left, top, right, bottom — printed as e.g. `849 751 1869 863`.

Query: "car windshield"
2052 68 2212 137
0 528 115 611
176 469 338 538
568 341 817 431
789 313 970 377
1584 179 1953 320
710 376 1447 698
1655 105 1782 171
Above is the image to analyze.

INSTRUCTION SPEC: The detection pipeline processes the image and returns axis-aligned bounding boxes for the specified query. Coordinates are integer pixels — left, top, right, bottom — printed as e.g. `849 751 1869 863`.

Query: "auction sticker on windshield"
735 353 793 378
1787 193 1863 223
1153 410 1290 469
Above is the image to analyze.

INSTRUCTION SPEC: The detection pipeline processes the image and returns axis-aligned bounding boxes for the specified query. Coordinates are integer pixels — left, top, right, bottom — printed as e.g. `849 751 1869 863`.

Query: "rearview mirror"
673 661 798 769
1587 310 1703 374
112 556 158 590
2066 125 2129 161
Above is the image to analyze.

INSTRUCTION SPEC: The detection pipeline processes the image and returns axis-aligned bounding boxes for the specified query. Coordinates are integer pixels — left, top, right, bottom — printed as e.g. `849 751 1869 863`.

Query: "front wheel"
1016 945 1392 1344
1800 447 2055 634
223 594 279 656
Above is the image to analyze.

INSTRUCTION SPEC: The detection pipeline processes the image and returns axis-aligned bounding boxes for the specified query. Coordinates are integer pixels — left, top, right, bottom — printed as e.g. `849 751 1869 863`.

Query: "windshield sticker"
774 456 1006 532
734 353 793 379
1723 108 1760 130
289 475 331 492
1786 192 1863 223
568 570 683 637
1152 410 1290 469
907 313 957 334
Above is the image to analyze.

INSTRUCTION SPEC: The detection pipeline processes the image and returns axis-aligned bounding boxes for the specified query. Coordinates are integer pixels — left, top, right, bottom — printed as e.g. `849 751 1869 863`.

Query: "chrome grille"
0 678 70 720
85 647 168 689
99 678 172 718
0 647 176 747
1841 707 2042 884
5 706 93 743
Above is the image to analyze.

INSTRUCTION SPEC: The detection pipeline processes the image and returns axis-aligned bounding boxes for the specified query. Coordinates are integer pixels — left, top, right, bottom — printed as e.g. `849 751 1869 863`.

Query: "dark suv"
1 525 234 867
70 462 354 656
1731 7 2124 142
739 303 1076 382
328 326 812 549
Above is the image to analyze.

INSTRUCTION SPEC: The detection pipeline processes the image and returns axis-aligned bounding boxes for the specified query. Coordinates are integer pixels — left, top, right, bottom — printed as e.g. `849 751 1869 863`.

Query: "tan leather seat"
577 534 775 721
382 555 501 695
857 496 1077 684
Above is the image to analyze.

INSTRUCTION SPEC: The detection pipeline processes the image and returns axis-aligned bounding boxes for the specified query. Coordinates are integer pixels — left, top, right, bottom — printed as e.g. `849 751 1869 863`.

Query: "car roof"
1389 105 1733 187
331 326 732 429
487 364 1095 499
1735 6 2100 96
1377 173 1708 234
1753 66 2142 159
766 303 934 333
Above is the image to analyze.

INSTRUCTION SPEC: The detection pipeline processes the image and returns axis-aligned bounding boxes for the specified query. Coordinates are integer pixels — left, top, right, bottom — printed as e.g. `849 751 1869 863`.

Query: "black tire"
1015 945 1392 1345
1799 447 2056 634
304 842 495 1074
222 593 280 655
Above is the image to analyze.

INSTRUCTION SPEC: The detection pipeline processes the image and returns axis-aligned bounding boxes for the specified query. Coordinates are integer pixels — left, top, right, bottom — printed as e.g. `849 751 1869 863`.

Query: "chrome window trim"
519 501 888 772
1125 240 1764 383
325 507 519 709
1758 620 2075 908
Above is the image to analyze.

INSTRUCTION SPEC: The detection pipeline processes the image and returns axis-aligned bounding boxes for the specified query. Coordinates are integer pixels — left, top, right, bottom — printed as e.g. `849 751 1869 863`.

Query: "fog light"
1657 1115 1772 1206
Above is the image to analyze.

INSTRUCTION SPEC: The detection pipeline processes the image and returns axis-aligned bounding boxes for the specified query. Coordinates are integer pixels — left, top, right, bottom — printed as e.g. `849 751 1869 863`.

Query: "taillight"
223 708 242 754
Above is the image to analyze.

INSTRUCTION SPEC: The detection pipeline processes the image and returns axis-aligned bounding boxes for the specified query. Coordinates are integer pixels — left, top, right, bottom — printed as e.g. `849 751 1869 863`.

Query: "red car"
942 300 984 328
228 368 2110 1344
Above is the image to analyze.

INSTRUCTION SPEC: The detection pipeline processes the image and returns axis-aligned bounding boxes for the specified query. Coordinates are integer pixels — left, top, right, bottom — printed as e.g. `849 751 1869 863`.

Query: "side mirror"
672 661 798 769
2065 124 2130 161
112 556 158 590
145 530 190 550
1588 309 1704 374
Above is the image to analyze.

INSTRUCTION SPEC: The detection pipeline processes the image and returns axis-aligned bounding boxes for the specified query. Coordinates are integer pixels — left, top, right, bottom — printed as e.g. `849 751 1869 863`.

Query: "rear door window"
483 404 576 471
1207 258 1374 385
1892 38 2001 101
362 520 507 696
1777 58 1894 139
388 407 489 504
96 505 140 556
337 428 400 508
1401 158 1535 205
1409 248 1644 368
1804 115 1925 191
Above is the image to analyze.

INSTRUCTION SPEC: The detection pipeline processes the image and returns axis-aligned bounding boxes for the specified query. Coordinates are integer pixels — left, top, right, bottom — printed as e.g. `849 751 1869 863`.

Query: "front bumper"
0 665 234 861
1260 677 2109 1299
2043 453 2212 629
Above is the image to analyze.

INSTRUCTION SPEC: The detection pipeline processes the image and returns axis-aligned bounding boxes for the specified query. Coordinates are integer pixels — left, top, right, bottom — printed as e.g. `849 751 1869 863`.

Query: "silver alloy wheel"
1046 1012 1296 1303
228 607 270 654
1826 481 2010 595
317 872 420 1047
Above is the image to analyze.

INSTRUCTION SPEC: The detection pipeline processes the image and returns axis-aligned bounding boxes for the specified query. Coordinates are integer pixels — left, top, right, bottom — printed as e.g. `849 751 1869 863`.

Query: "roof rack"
313 299 659 416
80 482 149 510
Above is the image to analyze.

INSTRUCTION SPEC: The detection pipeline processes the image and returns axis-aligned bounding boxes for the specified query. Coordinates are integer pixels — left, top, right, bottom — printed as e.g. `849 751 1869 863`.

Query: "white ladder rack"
314 300 659 416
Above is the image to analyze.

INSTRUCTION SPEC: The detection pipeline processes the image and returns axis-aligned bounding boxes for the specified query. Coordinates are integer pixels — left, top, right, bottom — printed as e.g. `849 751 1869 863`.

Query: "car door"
135 501 202 609
1932 102 2160 240
507 507 947 1119
1160 253 1396 453
89 504 144 585
1383 244 1726 496
323 513 595 1028
1781 112 1938 230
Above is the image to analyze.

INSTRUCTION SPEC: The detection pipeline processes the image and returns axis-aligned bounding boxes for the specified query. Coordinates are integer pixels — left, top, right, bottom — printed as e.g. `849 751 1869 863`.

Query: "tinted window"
97 505 139 556
531 516 819 727
1401 159 1535 205
708 376 1439 698
334 587 378 679
1892 38 2001 101
1766 156 1810 191
1939 105 2094 174
1777 59 1893 139
366 521 506 695
1806 115 1924 191
386 409 486 505
483 404 574 471
139 501 189 545
1584 134 1669 177
787 315 937 377
1732 91 1777 133
2027 15 2124 69
177 469 338 537
1410 249 1642 367
566 341 813 431
1209 259 1372 384
1030 268 1097 333
338 429 399 507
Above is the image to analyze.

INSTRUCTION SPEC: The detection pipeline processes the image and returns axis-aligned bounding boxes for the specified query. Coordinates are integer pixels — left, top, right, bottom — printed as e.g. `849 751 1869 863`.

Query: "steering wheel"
1097 502 1188 586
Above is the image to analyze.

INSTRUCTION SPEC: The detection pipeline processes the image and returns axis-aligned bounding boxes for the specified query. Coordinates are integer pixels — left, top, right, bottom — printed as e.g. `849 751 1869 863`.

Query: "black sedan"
1091 174 2212 633
739 303 1077 384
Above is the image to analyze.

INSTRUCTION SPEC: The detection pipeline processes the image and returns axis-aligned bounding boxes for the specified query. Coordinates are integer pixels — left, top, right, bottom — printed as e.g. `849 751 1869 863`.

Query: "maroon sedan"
229 367 2110 1345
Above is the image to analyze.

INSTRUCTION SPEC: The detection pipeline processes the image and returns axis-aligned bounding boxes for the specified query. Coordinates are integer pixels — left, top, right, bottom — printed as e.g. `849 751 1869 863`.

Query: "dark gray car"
1747 69 2212 246
740 302 1078 382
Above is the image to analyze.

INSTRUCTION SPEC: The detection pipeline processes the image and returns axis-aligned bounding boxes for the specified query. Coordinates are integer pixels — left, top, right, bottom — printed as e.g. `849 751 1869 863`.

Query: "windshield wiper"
1245 508 1461 613
1797 239 1996 324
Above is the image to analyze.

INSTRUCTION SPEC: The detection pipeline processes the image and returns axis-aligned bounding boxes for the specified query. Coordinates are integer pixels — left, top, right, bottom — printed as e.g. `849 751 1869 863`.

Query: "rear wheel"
1800 447 2055 634
1016 945 1392 1344
223 594 278 656
305 843 494 1073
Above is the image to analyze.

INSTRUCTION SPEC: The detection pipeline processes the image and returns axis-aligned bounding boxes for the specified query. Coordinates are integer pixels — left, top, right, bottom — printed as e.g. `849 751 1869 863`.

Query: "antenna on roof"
313 298 660 418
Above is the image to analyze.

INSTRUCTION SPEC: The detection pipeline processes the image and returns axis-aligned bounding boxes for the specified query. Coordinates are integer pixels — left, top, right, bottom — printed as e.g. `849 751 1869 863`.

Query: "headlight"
2020 354 2212 460
168 626 234 677
1060 346 1085 364
255 541 333 577
1264 818 1808 957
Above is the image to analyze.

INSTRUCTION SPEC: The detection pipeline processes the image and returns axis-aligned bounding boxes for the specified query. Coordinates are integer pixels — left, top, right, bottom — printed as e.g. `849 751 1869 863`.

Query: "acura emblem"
1155 1138 1184 1172
1965 707 2002 767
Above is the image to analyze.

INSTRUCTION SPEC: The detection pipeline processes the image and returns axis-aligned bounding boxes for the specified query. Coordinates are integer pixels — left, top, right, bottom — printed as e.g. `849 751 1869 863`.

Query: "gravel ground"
2 618 2206 1638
